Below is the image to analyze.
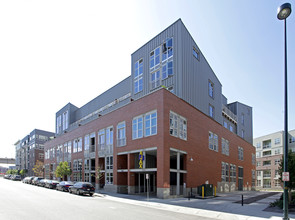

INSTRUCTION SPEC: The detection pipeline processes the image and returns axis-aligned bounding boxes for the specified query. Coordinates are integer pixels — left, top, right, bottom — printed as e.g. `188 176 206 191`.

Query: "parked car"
69 182 95 196
4 174 12 179
38 179 49 187
11 175 21 181
32 177 44 185
56 181 74 192
45 180 60 189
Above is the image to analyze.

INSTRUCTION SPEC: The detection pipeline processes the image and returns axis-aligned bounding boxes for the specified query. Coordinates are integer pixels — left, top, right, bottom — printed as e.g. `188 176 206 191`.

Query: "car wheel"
69 189 72 194
90 193 93 196
77 190 80 195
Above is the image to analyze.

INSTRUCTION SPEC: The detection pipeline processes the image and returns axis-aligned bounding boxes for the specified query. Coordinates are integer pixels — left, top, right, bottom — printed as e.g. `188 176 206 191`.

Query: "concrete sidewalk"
94 190 295 220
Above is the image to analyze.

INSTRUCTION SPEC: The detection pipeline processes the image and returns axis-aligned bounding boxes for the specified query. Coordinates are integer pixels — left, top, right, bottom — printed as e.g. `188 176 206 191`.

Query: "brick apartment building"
254 130 295 190
15 129 55 176
44 19 255 198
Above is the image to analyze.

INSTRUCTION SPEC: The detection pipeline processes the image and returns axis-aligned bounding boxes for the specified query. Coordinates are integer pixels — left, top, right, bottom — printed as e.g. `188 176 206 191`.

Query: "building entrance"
135 172 156 194
238 167 244 191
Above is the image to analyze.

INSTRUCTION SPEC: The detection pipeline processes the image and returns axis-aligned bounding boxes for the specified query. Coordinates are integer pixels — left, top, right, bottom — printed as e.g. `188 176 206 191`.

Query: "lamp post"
277 3 292 220
78 161 82 182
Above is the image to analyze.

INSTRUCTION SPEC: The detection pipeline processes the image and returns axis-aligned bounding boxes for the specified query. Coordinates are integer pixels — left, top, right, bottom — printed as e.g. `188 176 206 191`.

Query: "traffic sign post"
283 172 290 182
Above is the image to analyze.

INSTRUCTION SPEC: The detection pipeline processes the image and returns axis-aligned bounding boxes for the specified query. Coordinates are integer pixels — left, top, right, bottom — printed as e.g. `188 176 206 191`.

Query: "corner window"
162 38 173 62
150 47 160 70
134 59 143 94
170 111 187 140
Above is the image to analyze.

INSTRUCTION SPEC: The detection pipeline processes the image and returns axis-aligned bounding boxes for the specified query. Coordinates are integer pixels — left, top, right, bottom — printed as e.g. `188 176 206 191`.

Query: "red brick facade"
45 88 255 198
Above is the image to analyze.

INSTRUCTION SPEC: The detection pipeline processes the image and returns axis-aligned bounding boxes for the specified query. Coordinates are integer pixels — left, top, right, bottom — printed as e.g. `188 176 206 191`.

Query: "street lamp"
277 3 292 220
78 161 82 182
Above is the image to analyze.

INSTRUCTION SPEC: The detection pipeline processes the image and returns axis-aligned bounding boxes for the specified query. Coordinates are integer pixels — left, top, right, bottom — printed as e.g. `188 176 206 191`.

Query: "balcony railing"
222 105 237 124
117 138 126 147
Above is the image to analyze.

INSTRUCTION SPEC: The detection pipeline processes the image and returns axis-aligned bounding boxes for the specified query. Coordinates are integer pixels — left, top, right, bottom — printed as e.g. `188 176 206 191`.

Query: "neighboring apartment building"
15 129 55 176
44 19 255 198
254 129 295 190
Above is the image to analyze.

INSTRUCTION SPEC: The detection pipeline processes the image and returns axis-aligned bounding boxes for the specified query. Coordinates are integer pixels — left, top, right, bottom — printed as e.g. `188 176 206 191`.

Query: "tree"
20 169 27 177
278 150 295 202
55 161 72 180
33 160 44 177
6 169 18 175
95 166 104 191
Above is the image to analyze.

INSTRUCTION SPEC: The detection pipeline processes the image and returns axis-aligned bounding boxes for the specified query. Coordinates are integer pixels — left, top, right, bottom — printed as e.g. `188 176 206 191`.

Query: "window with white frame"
256 142 261 149
208 80 214 98
230 164 236 182
63 110 69 131
78 137 82 152
84 173 90 182
162 37 173 62
275 138 281 145
151 70 161 89
98 129 105 151
145 111 157 137
222 138 229 156
67 141 72 154
106 172 113 185
162 60 173 79
169 111 187 140
134 59 143 94
274 148 281 155
150 47 160 71
209 131 218 152
275 159 281 165
221 162 229 182
132 116 143 139
117 121 126 147
84 159 89 170
106 156 113 170
238 146 244 160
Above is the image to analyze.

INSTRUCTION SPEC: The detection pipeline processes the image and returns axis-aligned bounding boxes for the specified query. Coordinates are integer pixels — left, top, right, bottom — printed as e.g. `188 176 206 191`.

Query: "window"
162 60 173 79
98 129 105 151
209 104 215 118
84 159 89 170
290 136 295 143
263 150 272 157
222 138 229 156
39 153 44 160
256 152 261 158
132 116 143 139
223 121 227 128
275 159 280 165
252 154 256 165
221 162 229 182
67 141 72 154
256 142 261 149
84 135 89 151
263 160 271 166
150 47 160 70
84 173 90 183
274 148 281 155
106 156 113 170
275 179 280 187
208 81 214 98
238 146 244 160
117 122 126 147
63 111 69 131
56 115 62 134
230 164 236 183
241 130 245 139
73 138 82 153
106 127 113 146
241 113 245 125
257 161 261 166
162 37 173 62
106 172 113 185
257 170 261 177
209 132 218 152
193 47 200 60
257 180 261 187
275 138 281 145
145 111 157 136
151 70 161 89
169 111 187 140
263 170 271 178
229 125 233 132
78 137 82 152
134 59 143 94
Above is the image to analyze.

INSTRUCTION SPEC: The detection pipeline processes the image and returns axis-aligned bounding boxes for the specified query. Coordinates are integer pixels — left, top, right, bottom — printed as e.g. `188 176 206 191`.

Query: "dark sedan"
56 181 74 192
45 180 60 189
69 182 95 196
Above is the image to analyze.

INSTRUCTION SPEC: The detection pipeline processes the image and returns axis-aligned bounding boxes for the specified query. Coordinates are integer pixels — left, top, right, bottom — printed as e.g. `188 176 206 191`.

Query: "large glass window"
150 47 160 70
117 122 126 147
63 111 69 131
151 70 160 89
170 111 187 140
222 138 229 156
106 156 113 170
162 60 173 79
162 38 173 62
230 164 236 183
134 59 143 94
56 115 62 134
84 134 89 151
145 111 157 137
209 132 218 152
221 162 229 182
209 104 215 118
132 116 143 139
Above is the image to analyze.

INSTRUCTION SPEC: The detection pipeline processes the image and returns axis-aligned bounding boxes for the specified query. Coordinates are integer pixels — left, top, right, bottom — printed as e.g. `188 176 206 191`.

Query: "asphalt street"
0 177 213 220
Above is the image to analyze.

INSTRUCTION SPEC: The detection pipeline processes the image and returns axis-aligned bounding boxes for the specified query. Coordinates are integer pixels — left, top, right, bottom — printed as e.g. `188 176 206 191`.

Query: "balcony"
117 138 126 147
222 105 237 124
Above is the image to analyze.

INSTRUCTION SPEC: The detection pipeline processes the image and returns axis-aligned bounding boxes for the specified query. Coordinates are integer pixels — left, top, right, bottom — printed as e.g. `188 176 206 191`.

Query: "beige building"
254 129 295 189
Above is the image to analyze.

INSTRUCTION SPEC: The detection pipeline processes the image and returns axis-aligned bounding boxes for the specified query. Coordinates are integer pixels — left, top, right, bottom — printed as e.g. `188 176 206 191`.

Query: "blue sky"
0 0 294 159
